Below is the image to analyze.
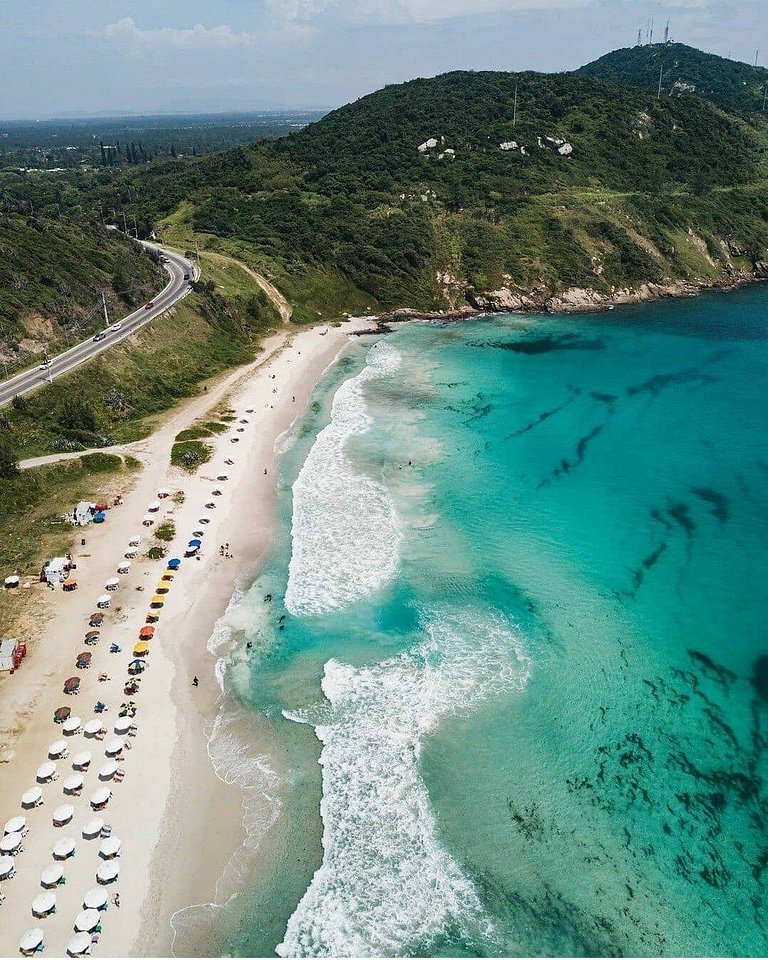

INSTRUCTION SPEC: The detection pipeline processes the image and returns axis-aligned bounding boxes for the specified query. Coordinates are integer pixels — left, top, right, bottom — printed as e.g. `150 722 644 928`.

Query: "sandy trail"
0 318 373 958
202 251 293 324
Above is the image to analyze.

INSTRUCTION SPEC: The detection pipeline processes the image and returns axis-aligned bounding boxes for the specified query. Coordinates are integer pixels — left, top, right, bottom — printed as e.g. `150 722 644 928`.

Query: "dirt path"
204 250 293 324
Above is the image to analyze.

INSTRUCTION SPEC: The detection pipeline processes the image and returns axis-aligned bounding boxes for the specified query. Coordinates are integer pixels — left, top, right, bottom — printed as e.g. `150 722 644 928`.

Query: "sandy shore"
0 318 373 958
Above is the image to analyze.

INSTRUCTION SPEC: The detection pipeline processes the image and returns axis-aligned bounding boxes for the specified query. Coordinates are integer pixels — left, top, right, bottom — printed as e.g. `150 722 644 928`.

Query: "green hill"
580 43 768 121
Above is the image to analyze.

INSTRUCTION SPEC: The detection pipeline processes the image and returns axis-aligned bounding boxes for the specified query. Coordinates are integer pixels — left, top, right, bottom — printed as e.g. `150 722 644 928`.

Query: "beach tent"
113 717 134 736
81 819 104 840
36 761 57 782
96 860 119 884
98 761 118 781
75 909 101 932
41 864 64 887
93 511 106 524
21 787 43 808
0 832 23 853
105 577 120 591
99 836 121 859
117 561 131 574
67 931 92 957
138 626 154 639
31 891 56 917
48 740 67 759
96 595 111 609
83 719 103 737
4 574 20 589
63 774 84 794
72 751 92 770
89 787 111 809
104 738 123 757
73 501 94 526
45 557 70 584
4 816 25 835
19 928 44 955
52 837 76 860
83 887 108 910
52 804 74 826
0 855 15 879
133 641 150 656
167 558 181 571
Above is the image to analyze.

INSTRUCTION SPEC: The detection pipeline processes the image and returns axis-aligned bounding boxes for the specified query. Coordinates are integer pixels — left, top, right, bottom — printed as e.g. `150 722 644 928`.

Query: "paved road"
0 243 197 407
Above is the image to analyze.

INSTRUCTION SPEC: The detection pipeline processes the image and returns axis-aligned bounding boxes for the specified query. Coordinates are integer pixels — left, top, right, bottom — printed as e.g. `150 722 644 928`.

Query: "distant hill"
580 43 768 121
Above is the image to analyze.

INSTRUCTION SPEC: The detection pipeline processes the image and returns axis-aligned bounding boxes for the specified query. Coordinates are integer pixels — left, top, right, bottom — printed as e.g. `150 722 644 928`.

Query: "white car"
38 360 52 370
111 322 123 332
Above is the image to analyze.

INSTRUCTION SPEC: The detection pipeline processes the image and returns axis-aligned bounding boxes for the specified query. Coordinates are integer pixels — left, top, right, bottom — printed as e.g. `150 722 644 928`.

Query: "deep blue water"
201 286 768 957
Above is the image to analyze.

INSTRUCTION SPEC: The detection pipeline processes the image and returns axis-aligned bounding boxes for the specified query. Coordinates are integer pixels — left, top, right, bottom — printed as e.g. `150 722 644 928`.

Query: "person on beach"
192 676 199 687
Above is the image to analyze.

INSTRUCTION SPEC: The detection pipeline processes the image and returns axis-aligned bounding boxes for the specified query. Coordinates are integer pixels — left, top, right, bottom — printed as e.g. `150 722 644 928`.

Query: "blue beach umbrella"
167 558 181 570
188 539 202 548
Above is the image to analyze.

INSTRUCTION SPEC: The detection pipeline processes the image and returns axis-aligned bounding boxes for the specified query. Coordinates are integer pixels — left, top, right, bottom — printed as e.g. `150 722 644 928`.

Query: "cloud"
97 17 257 49
268 0 589 25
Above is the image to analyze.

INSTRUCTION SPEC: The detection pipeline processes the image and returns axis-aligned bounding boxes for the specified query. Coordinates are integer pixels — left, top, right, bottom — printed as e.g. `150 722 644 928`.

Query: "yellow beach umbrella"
150 595 164 608
155 583 170 594
161 573 174 582
133 641 150 656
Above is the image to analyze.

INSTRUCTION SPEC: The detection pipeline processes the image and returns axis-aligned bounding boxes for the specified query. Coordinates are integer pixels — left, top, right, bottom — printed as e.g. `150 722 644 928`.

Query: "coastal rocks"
537 136 573 157
467 288 533 312
753 260 768 278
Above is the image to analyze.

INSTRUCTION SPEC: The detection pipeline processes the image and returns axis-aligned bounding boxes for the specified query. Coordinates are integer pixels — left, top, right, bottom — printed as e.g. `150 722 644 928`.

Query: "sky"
0 0 765 118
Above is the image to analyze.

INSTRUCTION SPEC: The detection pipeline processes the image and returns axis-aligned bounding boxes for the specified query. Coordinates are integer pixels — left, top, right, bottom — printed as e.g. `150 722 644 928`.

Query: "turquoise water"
218 288 768 957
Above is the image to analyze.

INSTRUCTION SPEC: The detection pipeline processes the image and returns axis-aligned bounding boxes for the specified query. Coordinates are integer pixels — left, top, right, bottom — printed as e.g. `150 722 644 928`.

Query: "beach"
0 317 373 959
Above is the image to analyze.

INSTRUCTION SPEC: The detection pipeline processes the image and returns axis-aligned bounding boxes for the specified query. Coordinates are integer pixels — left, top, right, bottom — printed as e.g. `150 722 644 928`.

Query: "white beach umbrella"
36 761 57 782
72 751 92 770
197 517 210 525
142 514 154 526
4 815 25 835
158 488 171 498
0 832 23 854
0 855 15 879
98 836 121 859
128 535 141 547
117 561 131 574
31 891 56 917
48 740 67 759
112 717 132 736
96 860 119 883
148 500 161 512
63 774 84 794
83 887 108 910
89 787 111 808
105 577 120 591
19 928 44 953
52 837 76 860
81 818 104 840
96 594 111 608
21 787 43 807
98 761 118 780
74 908 101 932
104 737 124 757
63 717 82 735
125 548 138 559
67 931 92 957
52 804 74 826
83 719 104 737
216 473 229 481
40 864 64 887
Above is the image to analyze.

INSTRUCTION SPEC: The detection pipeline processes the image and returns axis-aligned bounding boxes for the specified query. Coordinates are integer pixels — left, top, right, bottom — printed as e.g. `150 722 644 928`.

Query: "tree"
171 144 177 159
0 434 18 479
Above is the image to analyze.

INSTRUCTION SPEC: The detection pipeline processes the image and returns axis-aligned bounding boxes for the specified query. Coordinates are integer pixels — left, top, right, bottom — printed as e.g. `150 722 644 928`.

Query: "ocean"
188 287 768 957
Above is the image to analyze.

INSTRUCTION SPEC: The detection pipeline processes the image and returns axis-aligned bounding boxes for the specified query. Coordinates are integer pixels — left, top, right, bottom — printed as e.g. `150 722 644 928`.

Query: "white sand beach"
0 319 373 958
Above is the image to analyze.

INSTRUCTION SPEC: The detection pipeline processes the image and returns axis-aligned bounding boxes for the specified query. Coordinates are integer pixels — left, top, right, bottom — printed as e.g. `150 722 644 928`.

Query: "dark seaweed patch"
505 391 579 441
691 487 730 525
591 392 617 404
493 333 606 355
751 655 768 702
626 368 715 398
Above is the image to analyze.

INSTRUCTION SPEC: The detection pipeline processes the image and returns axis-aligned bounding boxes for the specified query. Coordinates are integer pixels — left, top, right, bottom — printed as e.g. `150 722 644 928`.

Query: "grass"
154 520 176 542
171 438 212 473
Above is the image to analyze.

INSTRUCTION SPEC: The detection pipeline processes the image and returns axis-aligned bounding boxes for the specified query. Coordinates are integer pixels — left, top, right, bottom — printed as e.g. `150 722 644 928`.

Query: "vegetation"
171 439 212 473
154 520 176 542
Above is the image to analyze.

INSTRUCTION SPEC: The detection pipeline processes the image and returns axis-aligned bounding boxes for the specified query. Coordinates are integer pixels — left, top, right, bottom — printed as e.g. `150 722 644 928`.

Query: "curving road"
0 243 197 407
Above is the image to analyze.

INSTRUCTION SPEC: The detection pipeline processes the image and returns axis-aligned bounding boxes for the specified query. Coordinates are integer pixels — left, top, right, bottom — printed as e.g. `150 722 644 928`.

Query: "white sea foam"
277 607 531 957
285 341 402 618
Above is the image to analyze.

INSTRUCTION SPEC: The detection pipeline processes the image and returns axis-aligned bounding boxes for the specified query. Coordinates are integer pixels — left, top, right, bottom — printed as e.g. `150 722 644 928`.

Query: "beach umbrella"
0 832 22 853
117 561 131 574
167 558 181 570
89 787 111 809
48 740 67 759
63 716 82 734
99 836 121 859
138 625 155 639
63 774 84 794
82 819 104 840
133 641 150 656
83 887 108 910
21 787 43 808
105 577 120 591
96 594 111 608
84 630 100 643
142 515 155 526
161 573 174 582
53 804 74 826
31 891 56 917
113 717 134 736
98 761 118 781
197 516 210 524
149 595 164 607
72 751 92 770
67 932 92 957
127 659 146 676
52 837 76 859
36 761 57 782
145 612 160 624
54 706 71 723
155 582 170 593
4 574 20 588
19 929 44 954
128 535 141 547
188 538 202 548
0 855 15 879
76 652 92 668
63 577 78 591
89 612 104 627
104 738 123 757
64 677 80 694
125 548 138 559
4 815 25 835
158 487 171 498
75 909 101 933
96 860 119 884
83 719 104 737
217 473 229 481
93 512 106 523
40 864 64 887
148 501 161 512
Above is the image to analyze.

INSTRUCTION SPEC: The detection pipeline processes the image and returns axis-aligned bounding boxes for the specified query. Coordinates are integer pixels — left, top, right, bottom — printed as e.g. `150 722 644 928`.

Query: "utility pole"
513 84 518 128
121 213 128 235
101 290 110 329
657 65 664 98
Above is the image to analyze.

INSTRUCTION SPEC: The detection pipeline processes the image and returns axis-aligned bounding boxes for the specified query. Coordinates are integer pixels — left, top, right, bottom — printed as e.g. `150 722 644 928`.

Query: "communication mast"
663 20 670 44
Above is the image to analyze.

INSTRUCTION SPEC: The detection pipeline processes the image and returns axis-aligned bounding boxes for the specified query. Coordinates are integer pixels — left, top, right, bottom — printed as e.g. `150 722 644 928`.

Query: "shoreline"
0 318 375 959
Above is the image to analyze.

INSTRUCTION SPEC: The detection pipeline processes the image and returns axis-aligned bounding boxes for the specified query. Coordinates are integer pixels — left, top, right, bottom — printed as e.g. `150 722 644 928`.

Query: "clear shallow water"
218 287 768 957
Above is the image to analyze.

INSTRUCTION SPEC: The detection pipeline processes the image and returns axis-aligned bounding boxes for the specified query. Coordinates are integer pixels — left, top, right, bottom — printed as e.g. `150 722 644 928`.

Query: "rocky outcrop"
467 288 535 311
